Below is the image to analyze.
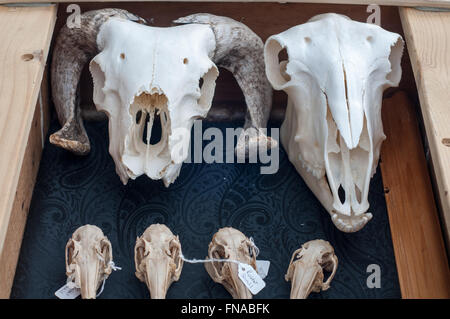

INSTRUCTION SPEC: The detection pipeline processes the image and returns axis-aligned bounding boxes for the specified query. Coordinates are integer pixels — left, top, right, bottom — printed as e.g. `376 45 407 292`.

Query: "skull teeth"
331 212 373 232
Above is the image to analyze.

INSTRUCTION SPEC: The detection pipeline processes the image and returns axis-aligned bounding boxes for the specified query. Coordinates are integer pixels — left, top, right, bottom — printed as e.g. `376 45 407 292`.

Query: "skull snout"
144 256 171 299
229 262 253 299
325 109 373 232
78 259 101 299
289 263 323 299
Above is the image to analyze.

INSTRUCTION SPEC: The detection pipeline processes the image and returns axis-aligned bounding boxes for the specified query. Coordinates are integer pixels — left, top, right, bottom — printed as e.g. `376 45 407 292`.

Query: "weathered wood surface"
0 5 57 297
1 1 450 9
380 91 450 299
400 7 450 249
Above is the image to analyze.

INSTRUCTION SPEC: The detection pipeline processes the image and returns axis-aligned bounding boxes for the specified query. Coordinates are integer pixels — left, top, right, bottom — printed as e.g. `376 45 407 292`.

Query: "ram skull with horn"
51 10 273 186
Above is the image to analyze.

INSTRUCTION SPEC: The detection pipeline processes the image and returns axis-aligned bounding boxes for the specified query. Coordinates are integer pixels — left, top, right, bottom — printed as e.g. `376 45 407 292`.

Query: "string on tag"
180 236 260 265
96 254 122 297
179 252 241 265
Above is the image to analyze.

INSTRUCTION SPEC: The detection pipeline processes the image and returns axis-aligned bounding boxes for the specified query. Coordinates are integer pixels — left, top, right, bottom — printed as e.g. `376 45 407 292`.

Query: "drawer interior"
10 2 423 298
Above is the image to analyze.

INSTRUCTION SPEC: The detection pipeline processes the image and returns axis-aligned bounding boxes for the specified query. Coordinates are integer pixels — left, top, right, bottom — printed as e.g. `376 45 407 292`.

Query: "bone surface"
65 225 114 299
90 18 218 186
285 239 338 299
205 227 257 299
134 224 183 299
50 9 146 155
264 13 404 232
51 11 273 185
174 13 275 156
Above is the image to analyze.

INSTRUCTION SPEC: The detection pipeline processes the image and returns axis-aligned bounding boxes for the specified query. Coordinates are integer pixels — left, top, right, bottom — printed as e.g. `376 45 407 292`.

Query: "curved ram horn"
50 9 146 155
173 13 275 156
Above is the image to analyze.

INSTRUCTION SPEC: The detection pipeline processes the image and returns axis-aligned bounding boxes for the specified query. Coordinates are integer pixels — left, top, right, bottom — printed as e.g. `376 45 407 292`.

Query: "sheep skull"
51 10 273 186
265 13 404 232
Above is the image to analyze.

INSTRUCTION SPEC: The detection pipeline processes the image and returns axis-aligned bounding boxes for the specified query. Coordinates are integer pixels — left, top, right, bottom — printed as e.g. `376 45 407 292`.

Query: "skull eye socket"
167 242 178 258
322 252 330 259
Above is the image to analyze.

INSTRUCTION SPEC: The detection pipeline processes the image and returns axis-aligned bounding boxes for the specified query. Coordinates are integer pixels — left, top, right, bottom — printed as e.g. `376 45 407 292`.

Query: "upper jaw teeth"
331 211 373 232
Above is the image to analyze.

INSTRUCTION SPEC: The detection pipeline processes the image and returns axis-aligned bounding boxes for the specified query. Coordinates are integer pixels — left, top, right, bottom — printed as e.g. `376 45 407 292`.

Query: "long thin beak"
144 257 171 299
290 263 321 299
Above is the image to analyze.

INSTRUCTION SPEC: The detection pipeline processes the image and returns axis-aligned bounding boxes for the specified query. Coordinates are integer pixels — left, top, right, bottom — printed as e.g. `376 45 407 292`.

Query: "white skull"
264 13 404 232
51 11 273 182
285 239 338 299
205 227 257 299
90 18 219 186
134 224 183 299
65 225 113 299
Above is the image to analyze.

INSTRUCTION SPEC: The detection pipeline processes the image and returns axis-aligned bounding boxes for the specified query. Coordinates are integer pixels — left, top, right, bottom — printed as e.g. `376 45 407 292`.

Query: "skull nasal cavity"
338 185 346 205
142 112 163 145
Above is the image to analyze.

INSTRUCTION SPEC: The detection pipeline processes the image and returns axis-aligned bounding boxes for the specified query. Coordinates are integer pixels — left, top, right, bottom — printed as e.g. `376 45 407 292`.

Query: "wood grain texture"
400 7 450 249
1 0 450 8
0 5 57 267
380 91 450 298
0 73 50 298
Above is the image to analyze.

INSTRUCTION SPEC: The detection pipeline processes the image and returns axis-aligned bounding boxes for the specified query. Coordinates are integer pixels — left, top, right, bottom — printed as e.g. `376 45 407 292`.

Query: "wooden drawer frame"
0 0 449 299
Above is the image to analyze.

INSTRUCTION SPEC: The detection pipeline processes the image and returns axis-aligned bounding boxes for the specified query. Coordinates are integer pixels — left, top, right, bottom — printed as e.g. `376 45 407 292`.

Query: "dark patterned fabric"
11 119 400 299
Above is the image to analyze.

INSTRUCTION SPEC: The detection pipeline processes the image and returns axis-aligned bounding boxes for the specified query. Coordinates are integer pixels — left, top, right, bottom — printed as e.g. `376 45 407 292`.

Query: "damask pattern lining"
11 120 400 299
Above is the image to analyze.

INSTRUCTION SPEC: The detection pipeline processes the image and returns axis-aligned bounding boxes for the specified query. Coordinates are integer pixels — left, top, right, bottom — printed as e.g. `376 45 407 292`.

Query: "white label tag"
256 260 270 279
55 282 80 299
238 263 266 295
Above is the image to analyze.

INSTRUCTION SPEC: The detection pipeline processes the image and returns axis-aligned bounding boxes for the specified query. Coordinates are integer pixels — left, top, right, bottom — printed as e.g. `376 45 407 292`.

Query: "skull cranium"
50 10 274 186
134 224 183 299
205 227 257 299
65 225 113 299
264 13 404 232
285 239 338 299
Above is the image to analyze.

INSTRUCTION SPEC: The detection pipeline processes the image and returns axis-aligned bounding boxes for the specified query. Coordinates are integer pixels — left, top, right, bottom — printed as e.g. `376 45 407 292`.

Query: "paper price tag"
55 282 81 299
238 263 266 295
256 260 270 279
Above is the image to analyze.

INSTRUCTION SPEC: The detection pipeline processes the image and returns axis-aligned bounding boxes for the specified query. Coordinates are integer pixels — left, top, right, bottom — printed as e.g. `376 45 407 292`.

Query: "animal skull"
264 13 404 232
65 225 113 299
205 227 257 299
51 10 273 186
134 224 183 299
50 9 146 155
285 239 338 299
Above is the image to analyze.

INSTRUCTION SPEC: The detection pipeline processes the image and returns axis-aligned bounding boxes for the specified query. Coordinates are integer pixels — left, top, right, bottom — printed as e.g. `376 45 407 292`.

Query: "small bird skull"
285 239 338 299
65 225 113 299
134 224 183 299
205 227 257 299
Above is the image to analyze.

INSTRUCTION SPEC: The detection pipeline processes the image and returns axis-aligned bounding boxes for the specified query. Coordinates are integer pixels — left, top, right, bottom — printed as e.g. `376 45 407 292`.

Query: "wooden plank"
380 91 450 298
1 0 450 9
0 5 57 267
0 71 50 298
400 7 450 248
